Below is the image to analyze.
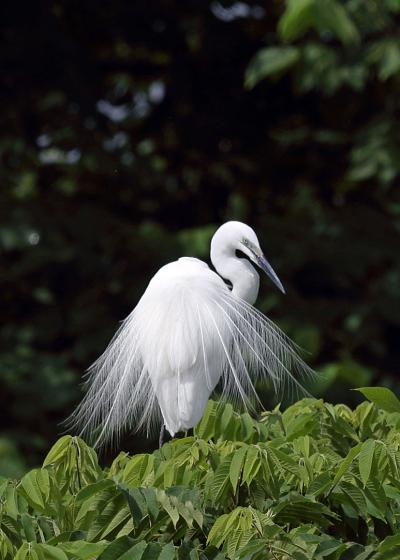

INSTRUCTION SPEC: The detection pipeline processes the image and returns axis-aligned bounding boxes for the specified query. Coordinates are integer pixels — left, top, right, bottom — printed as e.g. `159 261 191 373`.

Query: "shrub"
1 388 400 559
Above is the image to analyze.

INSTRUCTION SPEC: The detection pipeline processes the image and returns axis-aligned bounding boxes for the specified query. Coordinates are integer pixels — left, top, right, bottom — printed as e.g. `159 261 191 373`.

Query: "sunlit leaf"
356 387 400 413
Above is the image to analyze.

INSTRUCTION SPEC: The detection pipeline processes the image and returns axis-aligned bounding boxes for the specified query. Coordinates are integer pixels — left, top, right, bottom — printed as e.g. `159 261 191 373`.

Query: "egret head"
211 221 285 294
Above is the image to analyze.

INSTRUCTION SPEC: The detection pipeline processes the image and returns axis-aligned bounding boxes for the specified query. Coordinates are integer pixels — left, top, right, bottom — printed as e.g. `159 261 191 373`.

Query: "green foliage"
2 393 400 559
1 0 400 475
246 0 400 94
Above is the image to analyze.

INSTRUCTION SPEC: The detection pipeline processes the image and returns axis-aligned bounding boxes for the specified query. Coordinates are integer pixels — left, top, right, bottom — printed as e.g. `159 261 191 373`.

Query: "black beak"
241 239 286 294
255 254 286 294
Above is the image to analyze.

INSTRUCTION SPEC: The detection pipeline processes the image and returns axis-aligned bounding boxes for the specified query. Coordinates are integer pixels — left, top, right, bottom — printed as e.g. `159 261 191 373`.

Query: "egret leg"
159 424 165 448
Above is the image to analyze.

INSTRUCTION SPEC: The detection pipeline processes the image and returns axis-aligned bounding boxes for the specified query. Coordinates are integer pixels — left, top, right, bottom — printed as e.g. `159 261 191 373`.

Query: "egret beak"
241 239 286 294
256 254 286 294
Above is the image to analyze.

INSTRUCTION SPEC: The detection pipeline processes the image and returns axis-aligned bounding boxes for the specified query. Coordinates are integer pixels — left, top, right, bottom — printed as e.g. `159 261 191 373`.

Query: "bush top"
2 389 400 559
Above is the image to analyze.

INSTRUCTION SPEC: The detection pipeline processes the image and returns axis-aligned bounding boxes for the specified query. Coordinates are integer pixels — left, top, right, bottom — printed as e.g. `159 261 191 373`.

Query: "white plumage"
71 221 313 446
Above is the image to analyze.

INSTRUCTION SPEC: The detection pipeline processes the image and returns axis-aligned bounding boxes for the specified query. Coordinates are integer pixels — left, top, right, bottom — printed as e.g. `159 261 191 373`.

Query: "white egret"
71 221 313 447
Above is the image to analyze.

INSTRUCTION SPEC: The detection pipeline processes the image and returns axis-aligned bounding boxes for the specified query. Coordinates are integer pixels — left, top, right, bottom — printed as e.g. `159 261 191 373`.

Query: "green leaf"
358 439 375 486
189 549 200 560
156 490 179 528
121 454 154 486
356 387 400 413
313 0 359 45
364 478 387 521
377 533 400 553
331 442 363 488
268 447 300 477
229 446 247 493
210 455 232 503
141 487 160 522
307 471 332 498
119 541 147 560
242 446 261 486
352 546 377 560
120 487 147 527
278 0 359 45
42 437 72 467
86 493 130 541
19 469 50 512
58 541 108 559
75 479 115 502
158 542 176 560
240 413 255 442
367 39 400 80
21 514 36 543
278 0 314 42
98 537 136 560
245 46 300 89
15 543 40 560
273 494 337 526
340 482 367 517
219 403 234 434
315 539 346 558
194 401 217 441
207 513 229 548
32 544 69 560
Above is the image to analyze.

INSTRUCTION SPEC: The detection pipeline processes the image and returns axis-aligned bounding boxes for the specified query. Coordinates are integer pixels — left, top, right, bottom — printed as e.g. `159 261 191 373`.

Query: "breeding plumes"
70 221 314 447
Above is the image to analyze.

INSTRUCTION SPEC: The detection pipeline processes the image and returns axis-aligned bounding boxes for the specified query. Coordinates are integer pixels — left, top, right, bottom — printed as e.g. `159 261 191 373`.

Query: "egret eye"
241 238 257 257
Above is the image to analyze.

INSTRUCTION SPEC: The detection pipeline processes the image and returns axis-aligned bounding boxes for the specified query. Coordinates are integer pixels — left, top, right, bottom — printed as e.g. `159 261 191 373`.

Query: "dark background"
1 0 400 476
